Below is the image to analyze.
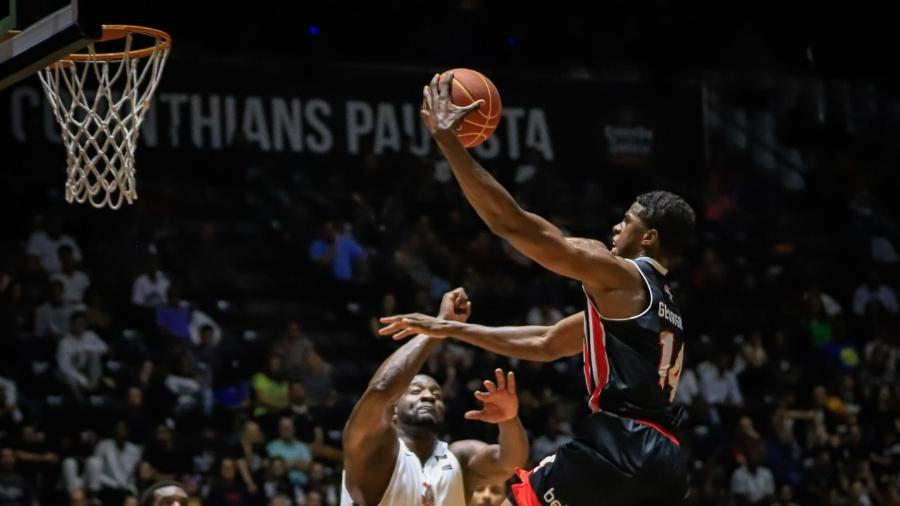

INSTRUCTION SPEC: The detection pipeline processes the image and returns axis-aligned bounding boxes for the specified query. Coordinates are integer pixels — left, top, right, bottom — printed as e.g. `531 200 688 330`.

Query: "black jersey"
582 256 686 431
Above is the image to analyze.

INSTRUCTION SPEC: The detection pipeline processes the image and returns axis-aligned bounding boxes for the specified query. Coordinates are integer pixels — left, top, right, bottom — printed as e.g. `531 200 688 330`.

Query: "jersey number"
657 331 684 402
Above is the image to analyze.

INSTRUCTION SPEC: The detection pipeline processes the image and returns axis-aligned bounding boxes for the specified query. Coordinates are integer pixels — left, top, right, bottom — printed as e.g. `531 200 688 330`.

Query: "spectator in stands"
131 256 170 308
252 354 289 419
698 350 745 409
142 423 189 484
51 246 90 307
227 420 266 495
853 270 899 317
93 421 141 504
730 448 775 506
308 222 366 283
772 484 800 506
0 378 22 442
0 447 37 506
303 462 337 505
33 279 71 338
261 458 295 504
26 215 81 275
12 424 59 497
56 311 108 400
266 417 311 488
203 458 252 506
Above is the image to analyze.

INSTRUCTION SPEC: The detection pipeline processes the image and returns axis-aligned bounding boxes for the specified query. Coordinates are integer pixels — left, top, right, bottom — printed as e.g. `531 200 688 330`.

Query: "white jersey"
341 438 466 506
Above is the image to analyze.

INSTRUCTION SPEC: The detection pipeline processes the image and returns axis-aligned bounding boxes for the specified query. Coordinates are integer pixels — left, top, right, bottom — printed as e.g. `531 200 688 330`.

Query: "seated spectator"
252 355 289 418
308 222 366 282
142 423 189 483
261 458 295 504
772 484 800 506
0 448 37 506
93 421 142 502
34 279 72 338
163 352 209 415
852 271 898 317
51 245 90 306
730 449 775 506
698 351 744 408
11 424 59 491
131 255 170 308
56 312 108 400
226 420 266 495
118 387 153 446
26 215 82 275
184 428 222 493
303 462 337 505
265 418 311 488
0 378 22 442
204 458 253 506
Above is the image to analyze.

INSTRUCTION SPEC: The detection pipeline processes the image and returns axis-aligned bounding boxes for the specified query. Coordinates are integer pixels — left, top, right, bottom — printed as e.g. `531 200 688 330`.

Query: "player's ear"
641 228 659 248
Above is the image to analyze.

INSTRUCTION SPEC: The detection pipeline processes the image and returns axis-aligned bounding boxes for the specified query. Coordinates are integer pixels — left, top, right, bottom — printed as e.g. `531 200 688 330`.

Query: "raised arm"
450 369 529 494
421 72 636 291
343 288 471 505
380 312 584 362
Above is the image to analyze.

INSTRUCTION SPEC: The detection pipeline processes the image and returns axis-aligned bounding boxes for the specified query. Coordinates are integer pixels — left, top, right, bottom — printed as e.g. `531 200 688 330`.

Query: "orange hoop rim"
61 25 172 62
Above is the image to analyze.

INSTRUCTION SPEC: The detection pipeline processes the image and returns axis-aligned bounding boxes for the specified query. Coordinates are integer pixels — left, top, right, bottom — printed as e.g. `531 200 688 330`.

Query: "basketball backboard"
0 0 100 90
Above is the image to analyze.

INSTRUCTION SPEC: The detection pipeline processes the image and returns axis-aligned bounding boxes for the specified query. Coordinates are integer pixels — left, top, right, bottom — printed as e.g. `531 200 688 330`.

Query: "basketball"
440 68 502 148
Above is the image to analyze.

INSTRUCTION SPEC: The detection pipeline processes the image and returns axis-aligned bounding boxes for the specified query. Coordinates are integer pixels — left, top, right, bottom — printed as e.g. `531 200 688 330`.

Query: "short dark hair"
634 191 696 257
140 480 185 506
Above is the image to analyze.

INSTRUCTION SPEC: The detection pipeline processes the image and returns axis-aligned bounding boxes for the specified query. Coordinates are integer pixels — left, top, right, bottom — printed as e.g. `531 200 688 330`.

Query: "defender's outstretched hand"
379 287 471 341
464 369 519 424
421 71 484 138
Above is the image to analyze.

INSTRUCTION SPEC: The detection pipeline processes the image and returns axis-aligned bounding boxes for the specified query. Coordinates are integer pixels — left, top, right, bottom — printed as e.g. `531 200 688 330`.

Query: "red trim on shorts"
509 467 542 506
636 418 680 447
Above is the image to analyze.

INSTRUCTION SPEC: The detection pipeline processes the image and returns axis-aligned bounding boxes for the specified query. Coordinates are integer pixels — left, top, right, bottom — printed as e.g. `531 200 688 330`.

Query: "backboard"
0 0 100 90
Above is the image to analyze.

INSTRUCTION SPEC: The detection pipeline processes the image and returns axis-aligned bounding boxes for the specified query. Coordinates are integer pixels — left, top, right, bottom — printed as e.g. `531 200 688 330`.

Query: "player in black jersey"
379 73 696 506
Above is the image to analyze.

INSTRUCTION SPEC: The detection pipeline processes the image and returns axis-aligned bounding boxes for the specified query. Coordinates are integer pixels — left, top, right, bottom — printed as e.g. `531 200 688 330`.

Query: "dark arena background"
1 1 899 505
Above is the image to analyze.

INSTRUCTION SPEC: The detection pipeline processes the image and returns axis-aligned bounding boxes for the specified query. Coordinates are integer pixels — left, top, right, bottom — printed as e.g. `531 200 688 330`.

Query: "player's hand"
379 287 471 340
421 72 484 140
379 313 458 340
465 369 519 424
437 287 472 322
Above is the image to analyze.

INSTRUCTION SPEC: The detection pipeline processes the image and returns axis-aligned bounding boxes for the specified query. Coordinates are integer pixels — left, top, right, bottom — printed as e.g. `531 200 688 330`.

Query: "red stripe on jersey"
635 418 681 447
509 467 542 506
582 339 592 394
585 304 609 413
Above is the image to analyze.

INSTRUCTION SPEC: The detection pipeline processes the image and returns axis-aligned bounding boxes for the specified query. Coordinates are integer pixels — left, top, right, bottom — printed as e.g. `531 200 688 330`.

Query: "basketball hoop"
37 25 171 209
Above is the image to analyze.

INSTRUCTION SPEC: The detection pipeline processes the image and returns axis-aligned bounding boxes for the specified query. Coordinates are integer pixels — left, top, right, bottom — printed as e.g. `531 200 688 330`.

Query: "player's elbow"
534 335 562 362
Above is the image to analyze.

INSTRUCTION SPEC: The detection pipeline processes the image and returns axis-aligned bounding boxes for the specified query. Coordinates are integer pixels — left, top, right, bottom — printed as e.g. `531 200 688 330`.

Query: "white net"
37 30 169 209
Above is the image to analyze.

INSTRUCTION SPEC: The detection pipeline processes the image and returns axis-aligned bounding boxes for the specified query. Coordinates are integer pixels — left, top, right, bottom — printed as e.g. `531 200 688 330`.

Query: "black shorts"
509 411 689 506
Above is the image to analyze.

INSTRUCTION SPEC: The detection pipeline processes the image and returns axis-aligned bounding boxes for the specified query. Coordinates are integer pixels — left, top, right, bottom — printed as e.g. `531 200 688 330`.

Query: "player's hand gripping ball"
421 68 502 148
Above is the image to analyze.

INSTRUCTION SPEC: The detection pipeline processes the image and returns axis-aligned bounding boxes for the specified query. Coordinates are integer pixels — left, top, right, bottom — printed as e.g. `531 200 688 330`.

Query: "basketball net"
37 26 170 209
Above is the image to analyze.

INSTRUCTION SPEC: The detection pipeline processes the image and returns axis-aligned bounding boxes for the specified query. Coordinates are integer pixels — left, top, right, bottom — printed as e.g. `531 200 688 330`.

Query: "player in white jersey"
342 288 529 506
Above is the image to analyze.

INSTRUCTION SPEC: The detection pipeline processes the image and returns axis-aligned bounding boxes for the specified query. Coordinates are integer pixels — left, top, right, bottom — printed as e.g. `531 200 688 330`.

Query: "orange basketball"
440 68 502 148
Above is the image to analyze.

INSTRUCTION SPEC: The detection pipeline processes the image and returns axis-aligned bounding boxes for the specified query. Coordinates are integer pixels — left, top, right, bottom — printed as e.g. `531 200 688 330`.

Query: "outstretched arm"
343 288 471 505
421 73 636 291
451 369 529 493
380 312 584 362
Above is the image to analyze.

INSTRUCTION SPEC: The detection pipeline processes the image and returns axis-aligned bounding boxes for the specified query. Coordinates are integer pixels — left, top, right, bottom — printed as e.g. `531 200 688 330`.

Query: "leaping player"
381 72 696 506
